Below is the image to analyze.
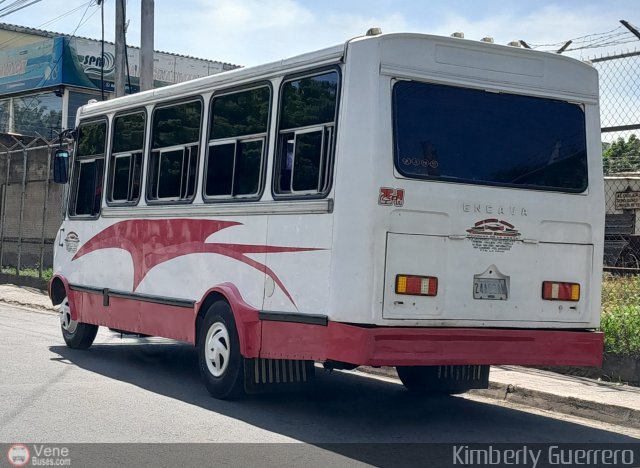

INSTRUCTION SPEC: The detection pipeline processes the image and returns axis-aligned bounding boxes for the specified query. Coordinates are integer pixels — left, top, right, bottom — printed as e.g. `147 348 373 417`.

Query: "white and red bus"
50 31 604 399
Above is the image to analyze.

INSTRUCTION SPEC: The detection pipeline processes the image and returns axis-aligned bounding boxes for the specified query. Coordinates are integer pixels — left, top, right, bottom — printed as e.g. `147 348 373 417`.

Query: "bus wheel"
396 365 489 395
396 366 463 395
59 296 98 350
198 300 245 399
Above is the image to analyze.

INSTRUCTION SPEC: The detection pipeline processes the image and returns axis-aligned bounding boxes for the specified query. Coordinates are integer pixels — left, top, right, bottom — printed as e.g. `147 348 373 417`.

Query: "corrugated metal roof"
0 22 241 69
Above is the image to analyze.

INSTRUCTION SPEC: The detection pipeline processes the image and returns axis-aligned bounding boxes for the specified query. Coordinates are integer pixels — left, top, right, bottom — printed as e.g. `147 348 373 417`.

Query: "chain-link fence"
0 136 67 285
595 51 640 174
594 50 640 273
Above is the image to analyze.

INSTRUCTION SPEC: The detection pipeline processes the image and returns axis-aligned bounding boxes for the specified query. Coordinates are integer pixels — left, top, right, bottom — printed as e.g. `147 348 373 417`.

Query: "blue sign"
0 37 64 94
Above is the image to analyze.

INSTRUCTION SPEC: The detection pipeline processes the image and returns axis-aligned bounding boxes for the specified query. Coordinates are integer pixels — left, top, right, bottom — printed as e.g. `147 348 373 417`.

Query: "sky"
0 0 638 67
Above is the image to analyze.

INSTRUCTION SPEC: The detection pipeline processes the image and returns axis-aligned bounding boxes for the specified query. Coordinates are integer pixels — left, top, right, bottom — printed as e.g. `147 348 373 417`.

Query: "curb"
474 381 640 430
0 298 56 313
0 287 56 312
358 366 640 429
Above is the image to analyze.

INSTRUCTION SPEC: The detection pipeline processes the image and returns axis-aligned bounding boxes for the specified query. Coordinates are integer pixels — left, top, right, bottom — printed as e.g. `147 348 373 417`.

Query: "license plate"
473 278 507 300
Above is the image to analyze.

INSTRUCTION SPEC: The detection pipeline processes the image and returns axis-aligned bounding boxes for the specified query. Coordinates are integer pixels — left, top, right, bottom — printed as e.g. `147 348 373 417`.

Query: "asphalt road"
0 303 638 465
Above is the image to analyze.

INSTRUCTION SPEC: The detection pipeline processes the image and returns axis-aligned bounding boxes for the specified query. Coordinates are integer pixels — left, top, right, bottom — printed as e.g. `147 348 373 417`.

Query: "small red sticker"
379 187 405 207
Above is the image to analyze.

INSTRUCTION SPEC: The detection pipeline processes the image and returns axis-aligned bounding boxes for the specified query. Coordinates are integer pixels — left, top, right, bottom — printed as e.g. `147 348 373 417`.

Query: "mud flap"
432 365 490 391
244 358 315 394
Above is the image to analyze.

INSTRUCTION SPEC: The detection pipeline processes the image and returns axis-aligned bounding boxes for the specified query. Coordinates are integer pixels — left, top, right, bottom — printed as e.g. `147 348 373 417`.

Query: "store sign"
615 191 640 210
0 38 63 93
0 36 233 95
66 37 230 92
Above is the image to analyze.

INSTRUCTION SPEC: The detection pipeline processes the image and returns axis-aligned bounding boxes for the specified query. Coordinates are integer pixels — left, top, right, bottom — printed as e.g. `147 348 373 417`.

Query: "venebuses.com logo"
7 444 30 467
6 444 71 466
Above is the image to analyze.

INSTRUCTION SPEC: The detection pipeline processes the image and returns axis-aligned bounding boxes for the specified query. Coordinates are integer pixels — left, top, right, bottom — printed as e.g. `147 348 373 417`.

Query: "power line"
38 2 92 30
0 0 45 19
0 1 92 50
71 0 98 33
75 1 100 32
69 0 95 37
17 1 100 124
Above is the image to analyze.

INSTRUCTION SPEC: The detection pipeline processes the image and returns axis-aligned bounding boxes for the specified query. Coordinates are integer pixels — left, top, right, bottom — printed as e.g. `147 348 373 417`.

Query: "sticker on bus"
466 219 521 253
378 187 404 206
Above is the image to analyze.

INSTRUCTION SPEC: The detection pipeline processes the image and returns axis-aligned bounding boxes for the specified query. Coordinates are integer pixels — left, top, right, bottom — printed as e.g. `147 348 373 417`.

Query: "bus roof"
77 31 597 120
77 42 345 119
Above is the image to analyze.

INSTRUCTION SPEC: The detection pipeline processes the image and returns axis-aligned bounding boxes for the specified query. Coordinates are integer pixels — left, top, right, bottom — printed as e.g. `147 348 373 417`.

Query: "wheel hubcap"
204 322 230 377
58 297 78 334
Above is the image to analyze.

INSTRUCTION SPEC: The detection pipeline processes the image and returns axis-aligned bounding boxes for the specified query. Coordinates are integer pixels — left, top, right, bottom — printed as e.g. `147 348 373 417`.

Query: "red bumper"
258 321 603 367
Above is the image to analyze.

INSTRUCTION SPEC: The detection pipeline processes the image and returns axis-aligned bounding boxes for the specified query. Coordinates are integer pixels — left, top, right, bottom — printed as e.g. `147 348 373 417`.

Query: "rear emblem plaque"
466 219 521 253
473 265 509 300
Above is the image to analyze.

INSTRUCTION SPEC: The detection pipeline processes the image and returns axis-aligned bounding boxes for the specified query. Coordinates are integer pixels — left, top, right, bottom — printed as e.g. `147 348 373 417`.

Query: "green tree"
603 134 640 174
13 105 62 139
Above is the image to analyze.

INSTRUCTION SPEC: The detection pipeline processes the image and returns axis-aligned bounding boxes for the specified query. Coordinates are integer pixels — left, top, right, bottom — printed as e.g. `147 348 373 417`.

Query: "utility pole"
99 0 104 100
115 0 126 97
140 0 155 92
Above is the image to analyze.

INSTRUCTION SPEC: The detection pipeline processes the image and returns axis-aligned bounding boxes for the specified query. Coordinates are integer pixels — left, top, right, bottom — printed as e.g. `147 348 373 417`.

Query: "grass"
1 267 53 281
601 275 640 356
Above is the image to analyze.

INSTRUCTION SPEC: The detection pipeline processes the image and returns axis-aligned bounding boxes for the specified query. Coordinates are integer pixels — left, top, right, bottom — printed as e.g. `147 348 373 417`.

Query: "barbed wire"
527 24 639 53
528 26 626 48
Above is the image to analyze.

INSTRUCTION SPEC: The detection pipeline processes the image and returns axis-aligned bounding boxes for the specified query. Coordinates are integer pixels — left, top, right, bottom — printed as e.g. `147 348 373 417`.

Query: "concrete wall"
0 140 65 270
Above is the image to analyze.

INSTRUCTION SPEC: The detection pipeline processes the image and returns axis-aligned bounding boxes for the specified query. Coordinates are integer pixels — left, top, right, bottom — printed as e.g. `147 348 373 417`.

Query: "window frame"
106 108 147 207
148 144 199 201
271 66 341 200
203 82 272 203
68 117 108 219
145 97 204 205
289 125 328 195
391 79 589 194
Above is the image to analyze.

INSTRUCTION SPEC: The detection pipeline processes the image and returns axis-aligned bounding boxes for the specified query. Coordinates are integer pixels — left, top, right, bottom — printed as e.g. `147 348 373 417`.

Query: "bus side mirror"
53 149 70 184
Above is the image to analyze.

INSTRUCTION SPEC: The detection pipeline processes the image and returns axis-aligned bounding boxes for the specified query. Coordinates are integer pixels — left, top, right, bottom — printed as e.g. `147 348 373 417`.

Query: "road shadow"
49 337 639 465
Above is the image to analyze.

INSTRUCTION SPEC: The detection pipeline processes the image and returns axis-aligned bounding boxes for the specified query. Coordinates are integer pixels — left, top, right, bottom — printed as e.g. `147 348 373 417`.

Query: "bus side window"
108 111 145 204
275 70 338 196
205 85 270 200
69 119 107 217
147 100 202 203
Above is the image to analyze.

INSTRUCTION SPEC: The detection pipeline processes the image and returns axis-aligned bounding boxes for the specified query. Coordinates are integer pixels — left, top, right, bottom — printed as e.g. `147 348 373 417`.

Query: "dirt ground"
0 284 55 311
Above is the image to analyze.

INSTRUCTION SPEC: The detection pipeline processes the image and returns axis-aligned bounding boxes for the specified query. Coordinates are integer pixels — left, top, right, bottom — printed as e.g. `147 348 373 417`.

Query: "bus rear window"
393 81 588 192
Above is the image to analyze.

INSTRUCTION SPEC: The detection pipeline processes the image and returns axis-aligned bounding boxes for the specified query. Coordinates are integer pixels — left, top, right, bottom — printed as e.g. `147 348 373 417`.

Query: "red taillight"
542 281 580 301
395 274 438 296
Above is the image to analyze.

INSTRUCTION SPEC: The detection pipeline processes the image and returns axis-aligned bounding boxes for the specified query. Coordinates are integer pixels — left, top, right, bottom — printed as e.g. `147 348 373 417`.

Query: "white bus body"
50 32 604 398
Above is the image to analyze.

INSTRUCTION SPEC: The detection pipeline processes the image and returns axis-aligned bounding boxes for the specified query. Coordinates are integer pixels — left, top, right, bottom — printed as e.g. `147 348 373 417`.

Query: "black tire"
59 296 98 350
396 366 460 395
197 300 245 399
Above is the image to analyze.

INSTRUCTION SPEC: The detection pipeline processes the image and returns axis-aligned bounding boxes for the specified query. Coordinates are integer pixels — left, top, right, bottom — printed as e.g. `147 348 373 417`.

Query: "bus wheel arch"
49 277 67 306
195 291 228 346
50 277 99 350
195 285 261 358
